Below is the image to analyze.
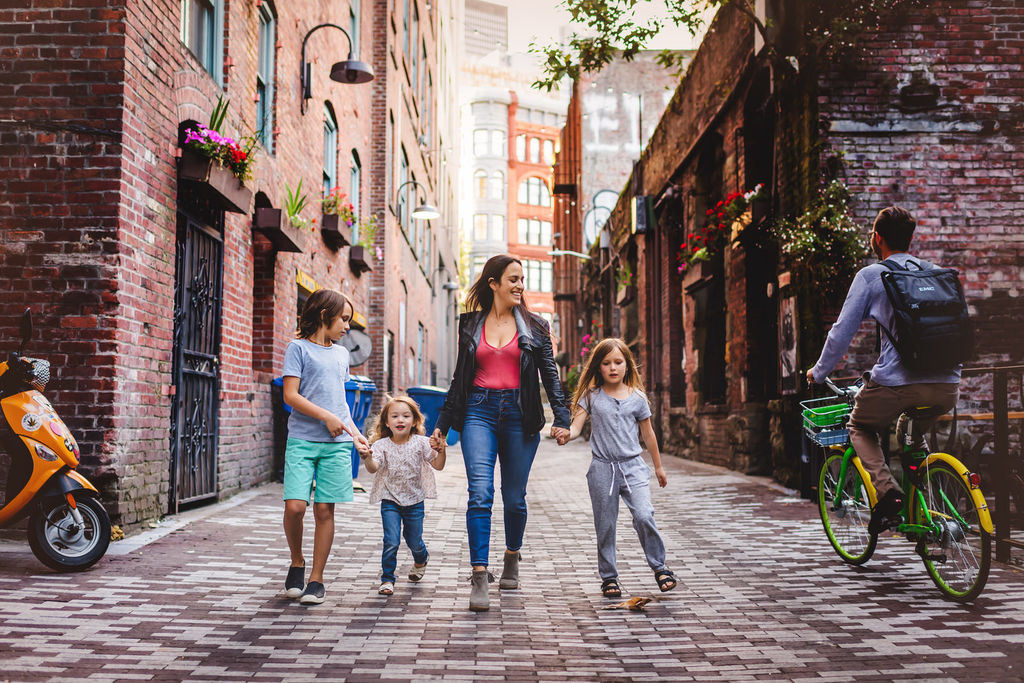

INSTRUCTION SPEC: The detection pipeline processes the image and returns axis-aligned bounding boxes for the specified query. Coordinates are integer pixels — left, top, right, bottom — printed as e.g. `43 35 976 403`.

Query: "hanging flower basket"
348 245 373 274
252 207 303 253
179 148 253 214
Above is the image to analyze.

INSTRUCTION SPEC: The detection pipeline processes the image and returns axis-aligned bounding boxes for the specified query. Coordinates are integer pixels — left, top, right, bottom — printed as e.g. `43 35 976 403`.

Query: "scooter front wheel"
28 495 111 571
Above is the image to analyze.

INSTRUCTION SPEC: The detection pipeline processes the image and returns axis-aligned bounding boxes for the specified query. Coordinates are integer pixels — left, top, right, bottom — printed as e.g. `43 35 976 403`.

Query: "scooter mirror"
18 308 31 355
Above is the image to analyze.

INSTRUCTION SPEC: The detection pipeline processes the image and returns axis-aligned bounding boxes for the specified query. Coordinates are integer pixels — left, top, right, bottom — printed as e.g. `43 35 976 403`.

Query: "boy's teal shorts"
283 438 354 503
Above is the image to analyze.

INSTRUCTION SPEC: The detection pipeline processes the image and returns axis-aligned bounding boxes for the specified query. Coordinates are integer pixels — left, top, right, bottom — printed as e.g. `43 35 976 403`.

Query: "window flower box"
348 245 373 275
616 284 636 307
321 213 351 248
253 207 303 253
178 148 253 214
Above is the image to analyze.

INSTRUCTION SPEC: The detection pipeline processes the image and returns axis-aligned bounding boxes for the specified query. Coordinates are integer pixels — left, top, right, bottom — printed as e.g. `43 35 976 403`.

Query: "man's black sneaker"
299 581 326 605
869 489 904 535
285 565 305 599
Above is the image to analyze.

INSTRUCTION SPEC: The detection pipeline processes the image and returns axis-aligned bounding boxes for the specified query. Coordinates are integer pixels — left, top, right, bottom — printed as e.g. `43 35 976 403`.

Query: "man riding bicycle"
806 206 961 534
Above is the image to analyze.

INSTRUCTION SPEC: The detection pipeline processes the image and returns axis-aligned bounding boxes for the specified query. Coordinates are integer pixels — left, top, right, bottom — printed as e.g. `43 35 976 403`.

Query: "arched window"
474 169 487 199
323 103 338 194
489 170 505 200
517 177 550 207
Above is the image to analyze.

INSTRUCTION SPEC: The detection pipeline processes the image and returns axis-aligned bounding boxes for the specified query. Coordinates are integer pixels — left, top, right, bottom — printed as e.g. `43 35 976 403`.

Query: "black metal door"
169 204 224 511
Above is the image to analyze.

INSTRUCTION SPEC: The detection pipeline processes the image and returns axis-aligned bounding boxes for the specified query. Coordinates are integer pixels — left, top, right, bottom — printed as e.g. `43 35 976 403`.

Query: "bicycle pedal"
922 552 947 564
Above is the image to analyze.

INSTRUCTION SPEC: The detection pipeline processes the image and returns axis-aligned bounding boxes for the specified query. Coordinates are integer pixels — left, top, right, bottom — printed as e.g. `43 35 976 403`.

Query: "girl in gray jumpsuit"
559 338 678 598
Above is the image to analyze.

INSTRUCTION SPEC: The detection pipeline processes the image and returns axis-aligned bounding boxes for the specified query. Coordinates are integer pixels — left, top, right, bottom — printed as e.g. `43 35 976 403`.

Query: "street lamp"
395 180 440 221
300 23 374 114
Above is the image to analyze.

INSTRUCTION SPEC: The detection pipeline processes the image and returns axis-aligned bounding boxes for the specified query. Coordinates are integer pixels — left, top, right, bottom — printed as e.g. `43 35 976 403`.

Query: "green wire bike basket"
800 396 853 447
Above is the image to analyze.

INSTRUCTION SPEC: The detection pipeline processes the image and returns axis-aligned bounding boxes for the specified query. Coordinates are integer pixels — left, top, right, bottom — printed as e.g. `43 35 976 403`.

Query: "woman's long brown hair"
570 338 646 414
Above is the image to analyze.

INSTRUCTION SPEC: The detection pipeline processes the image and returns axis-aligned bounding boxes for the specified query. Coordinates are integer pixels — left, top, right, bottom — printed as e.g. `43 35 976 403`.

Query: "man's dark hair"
873 206 916 251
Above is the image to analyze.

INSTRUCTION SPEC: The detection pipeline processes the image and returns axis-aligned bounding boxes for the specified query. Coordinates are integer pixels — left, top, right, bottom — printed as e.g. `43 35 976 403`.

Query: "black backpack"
875 258 974 372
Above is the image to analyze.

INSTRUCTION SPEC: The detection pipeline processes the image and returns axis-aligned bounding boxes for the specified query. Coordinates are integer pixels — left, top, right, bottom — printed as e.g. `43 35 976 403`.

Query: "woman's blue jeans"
461 388 541 567
380 500 427 583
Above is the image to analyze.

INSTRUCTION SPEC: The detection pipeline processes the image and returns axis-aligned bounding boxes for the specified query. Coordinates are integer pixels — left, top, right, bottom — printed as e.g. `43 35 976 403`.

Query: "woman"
431 254 571 611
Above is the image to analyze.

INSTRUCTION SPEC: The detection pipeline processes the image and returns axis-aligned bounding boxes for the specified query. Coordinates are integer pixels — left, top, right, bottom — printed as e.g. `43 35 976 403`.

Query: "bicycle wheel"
913 464 991 602
818 452 877 564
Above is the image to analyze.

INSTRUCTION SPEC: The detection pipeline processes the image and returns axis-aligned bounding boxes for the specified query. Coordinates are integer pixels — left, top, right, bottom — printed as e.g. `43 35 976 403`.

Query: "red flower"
687 233 694 240
706 208 714 216
718 222 725 229
692 245 700 252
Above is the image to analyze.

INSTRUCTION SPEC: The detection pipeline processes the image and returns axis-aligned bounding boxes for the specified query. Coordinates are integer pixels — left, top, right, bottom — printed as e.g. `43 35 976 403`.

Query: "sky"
490 0 715 56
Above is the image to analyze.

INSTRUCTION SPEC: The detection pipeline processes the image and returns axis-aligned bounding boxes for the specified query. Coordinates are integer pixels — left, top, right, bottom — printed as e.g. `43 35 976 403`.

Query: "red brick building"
0 0 456 529
560 1 1024 484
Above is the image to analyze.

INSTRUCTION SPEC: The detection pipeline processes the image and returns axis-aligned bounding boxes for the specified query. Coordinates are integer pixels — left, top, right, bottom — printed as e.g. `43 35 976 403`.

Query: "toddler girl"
558 338 677 598
362 395 446 595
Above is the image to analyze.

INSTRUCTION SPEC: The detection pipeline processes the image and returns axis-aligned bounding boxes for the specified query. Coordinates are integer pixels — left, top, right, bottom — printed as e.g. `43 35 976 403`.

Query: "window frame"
323 103 338 194
256 2 275 153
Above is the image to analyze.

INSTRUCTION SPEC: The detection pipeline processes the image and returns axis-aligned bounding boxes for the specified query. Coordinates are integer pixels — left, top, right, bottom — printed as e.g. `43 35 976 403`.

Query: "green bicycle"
806 377 993 602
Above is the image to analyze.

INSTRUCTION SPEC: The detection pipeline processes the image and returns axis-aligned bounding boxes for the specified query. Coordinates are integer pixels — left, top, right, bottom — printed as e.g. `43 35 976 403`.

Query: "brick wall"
1 0 377 529
819 0 1024 373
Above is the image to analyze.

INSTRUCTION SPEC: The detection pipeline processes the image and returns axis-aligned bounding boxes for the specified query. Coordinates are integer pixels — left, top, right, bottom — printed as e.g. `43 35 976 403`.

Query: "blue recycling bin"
345 375 376 479
272 375 375 481
406 385 458 445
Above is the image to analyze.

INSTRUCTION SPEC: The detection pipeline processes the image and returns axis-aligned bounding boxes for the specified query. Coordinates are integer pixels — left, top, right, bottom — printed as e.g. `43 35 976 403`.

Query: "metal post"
994 369 1010 562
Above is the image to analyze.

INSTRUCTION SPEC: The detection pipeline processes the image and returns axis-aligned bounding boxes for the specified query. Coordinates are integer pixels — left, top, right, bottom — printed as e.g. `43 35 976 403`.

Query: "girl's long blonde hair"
570 337 646 414
369 394 426 444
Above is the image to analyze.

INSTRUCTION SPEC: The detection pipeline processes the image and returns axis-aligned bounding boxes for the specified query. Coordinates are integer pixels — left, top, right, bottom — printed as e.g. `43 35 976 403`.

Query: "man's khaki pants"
848 378 959 498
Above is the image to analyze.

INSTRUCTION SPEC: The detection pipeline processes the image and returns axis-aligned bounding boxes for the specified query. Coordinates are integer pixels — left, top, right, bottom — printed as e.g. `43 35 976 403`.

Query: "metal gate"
169 201 224 511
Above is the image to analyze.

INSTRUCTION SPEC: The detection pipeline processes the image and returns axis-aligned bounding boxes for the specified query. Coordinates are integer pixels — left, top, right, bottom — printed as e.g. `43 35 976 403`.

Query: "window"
323 104 338 194
411 171 420 253
473 129 505 158
256 3 275 152
491 214 505 241
181 0 221 80
472 255 488 280
399 147 410 233
523 260 553 293
473 129 489 157
417 323 425 384
529 137 540 163
518 177 550 207
409 3 418 84
542 140 554 165
517 218 552 245
474 169 487 199
349 149 361 239
349 0 360 57
516 134 526 161
488 171 504 199
473 214 488 241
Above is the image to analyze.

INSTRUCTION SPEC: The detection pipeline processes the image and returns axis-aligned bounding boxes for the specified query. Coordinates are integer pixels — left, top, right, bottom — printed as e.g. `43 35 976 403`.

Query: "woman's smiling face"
490 261 524 309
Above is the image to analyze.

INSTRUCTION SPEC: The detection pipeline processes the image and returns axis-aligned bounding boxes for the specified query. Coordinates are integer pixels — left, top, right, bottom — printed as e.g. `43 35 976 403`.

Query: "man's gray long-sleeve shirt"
811 252 961 387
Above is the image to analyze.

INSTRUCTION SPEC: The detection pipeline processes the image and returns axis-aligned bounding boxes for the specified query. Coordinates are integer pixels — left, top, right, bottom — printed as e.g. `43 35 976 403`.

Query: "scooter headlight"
34 444 59 462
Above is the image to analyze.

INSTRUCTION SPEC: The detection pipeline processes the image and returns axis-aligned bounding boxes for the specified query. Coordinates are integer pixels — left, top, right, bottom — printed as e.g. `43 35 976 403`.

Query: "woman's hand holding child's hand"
430 428 443 451
654 467 667 488
354 433 371 455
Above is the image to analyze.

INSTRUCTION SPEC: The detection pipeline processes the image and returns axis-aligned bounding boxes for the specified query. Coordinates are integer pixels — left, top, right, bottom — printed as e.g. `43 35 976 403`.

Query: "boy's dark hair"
296 289 352 339
873 206 916 251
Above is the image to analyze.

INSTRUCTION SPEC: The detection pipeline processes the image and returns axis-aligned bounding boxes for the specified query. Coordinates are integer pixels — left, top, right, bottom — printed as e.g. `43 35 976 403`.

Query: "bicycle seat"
904 405 937 420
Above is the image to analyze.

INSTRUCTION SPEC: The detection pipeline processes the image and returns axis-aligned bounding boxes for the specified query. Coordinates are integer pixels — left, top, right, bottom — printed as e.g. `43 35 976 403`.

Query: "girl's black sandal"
655 569 677 592
601 578 622 598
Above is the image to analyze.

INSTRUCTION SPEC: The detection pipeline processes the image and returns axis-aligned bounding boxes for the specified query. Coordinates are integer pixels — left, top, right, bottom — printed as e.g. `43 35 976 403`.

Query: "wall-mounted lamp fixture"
395 179 440 221
300 23 373 114
549 249 592 261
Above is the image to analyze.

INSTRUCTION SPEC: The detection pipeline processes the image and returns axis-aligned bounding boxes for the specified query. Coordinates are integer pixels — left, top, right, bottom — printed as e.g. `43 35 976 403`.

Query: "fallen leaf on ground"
602 596 653 611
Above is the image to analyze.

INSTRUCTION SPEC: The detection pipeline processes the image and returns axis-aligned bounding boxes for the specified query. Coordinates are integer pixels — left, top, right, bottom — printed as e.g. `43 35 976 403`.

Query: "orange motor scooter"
0 309 110 571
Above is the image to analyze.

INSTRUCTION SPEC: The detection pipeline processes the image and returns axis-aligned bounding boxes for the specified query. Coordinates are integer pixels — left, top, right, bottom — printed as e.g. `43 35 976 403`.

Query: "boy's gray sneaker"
469 570 493 612
499 551 520 590
299 581 326 605
285 565 305 599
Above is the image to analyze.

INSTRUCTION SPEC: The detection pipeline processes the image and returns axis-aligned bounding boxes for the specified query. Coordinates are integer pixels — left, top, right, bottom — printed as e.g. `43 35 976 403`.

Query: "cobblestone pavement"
2 437 1024 682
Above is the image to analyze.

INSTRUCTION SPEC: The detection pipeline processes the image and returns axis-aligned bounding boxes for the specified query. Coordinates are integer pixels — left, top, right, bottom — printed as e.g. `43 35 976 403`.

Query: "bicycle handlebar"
823 375 860 400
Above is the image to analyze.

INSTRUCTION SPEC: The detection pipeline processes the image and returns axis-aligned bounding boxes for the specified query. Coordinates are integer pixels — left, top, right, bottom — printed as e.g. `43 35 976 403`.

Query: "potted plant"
616 261 636 306
179 97 257 214
251 180 307 253
321 186 356 248
349 214 379 275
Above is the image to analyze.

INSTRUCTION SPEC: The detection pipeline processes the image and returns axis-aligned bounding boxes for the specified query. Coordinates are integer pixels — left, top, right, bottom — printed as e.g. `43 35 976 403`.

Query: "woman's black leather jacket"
435 308 571 437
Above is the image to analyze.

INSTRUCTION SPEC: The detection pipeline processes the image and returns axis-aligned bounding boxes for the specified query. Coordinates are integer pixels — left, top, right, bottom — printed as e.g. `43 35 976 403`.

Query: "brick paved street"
2 437 1024 682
